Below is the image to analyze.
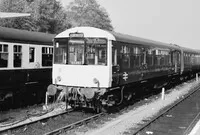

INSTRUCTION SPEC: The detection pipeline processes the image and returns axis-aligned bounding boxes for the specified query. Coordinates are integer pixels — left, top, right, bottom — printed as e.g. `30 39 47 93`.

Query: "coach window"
54 40 67 64
160 50 169 66
184 53 187 64
0 44 8 68
169 52 172 66
112 48 117 66
160 51 163 65
13 45 22 67
186 53 188 64
133 47 141 67
121 45 130 68
42 47 53 66
154 50 160 66
147 49 153 66
85 38 107 65
29 47 35 62
97 46 107 65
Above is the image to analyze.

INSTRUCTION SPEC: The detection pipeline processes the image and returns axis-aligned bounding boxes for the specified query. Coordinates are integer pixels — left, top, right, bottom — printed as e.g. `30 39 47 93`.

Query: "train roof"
110 31 179 50
180 46 200 54
0 26 55 45
56 27 180 50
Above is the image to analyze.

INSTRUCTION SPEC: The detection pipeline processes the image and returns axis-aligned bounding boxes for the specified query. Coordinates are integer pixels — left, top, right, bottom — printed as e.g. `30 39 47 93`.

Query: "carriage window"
54 38 107 65
120 45 130 68
86 44 107 65
172 51 180 65
112 48 117 66
85 38 107 65
68 39 85 65
147 49 153 66
155 49 170 66
42 47 53 66
154 50 160 66
13 45 22 67
29 47 35 62
132 47 141 67
54 40 67 64
0 44 8 68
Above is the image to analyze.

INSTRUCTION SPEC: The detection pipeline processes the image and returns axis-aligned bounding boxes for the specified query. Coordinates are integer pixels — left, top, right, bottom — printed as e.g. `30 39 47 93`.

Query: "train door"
141 48 147 69
172 51 181 73
28 45 36 68
26 45 42 84
27 45 41 68
112 45 120 87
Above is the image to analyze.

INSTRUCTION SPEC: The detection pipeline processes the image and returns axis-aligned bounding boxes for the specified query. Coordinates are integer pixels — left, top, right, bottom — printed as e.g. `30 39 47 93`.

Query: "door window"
29 47 35 62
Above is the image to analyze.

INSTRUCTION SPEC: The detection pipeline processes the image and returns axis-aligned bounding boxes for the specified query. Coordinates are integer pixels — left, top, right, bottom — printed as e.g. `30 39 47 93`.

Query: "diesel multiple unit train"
48 27 200 112
0 26 55 108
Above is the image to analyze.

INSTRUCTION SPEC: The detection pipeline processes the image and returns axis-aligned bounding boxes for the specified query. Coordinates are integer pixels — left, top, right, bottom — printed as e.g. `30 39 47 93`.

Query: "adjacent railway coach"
0 27 55 108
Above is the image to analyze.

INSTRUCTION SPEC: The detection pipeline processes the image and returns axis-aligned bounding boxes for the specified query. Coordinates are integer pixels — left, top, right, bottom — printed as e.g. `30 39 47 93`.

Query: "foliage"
0 0 114 33
66 0 113 31
0 0 68 34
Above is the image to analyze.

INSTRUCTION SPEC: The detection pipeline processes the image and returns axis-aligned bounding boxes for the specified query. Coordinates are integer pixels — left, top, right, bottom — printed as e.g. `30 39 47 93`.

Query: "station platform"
189 119 200 135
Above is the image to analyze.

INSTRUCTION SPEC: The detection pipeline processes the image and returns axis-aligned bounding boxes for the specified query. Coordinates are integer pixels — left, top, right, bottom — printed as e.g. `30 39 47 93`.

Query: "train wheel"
94 99 106 113
69 100 77 109
95 104 102 113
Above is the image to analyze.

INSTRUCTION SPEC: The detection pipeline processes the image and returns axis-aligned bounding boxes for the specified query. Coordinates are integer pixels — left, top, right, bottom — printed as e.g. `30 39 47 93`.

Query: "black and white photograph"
1 0 200 135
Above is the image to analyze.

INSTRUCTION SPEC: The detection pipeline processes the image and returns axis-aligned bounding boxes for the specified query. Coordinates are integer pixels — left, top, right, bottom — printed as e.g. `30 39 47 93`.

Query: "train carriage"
49 27 200 112
0 27 55 108
110 32 182 87
181 47 200 73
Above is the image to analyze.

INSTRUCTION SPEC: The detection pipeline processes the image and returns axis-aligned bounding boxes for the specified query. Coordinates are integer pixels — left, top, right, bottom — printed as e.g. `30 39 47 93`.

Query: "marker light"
93 78 99 84
57 76 61 82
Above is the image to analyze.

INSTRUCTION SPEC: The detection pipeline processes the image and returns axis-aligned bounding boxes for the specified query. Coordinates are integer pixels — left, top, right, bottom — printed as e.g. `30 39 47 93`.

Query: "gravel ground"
0 103 67 132
69 79 199 135
0 104 45 126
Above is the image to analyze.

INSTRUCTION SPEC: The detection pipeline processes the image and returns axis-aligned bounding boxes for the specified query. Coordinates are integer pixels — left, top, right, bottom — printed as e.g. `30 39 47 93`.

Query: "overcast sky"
59 0 200 49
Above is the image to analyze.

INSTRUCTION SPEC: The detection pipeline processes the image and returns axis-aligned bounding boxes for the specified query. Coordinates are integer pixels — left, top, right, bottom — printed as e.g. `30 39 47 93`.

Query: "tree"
29 0 70 33
0 0 69 34
66 0 113 31
0 0 36 30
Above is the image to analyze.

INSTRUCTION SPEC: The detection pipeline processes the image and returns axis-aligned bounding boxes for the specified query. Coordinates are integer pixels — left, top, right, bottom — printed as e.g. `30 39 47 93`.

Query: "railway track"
0 104 104 135
132 82 200 135
0 105 70 134
44 112 105 135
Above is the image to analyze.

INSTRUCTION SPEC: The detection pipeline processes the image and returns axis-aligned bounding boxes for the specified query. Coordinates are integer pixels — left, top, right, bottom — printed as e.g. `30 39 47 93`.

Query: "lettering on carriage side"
123 72 128 81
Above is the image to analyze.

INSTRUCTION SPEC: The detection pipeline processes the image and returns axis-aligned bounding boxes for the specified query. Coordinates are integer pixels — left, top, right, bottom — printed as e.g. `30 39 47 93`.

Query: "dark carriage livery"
49 27 200 111
0 27 55 106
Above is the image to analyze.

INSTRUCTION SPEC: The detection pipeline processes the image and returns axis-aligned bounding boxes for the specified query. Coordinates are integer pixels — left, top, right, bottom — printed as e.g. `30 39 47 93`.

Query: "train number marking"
123 72 128 81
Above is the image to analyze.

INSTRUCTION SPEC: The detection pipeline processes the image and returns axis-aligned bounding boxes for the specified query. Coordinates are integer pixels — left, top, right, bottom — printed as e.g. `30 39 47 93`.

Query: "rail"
44 112 105 135
132 83 200 135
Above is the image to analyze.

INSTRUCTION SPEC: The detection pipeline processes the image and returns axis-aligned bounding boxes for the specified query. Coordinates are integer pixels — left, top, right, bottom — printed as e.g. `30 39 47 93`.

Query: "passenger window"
85 42 107 65
29 47 35 62
155 49 170 66
121 45 131 68
147 49 153 66
42 47 53 66
0 44 8 68
112 48 117 66
54 41 67 64
13 45 22 67
154 50 160 66
132 47 141 67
